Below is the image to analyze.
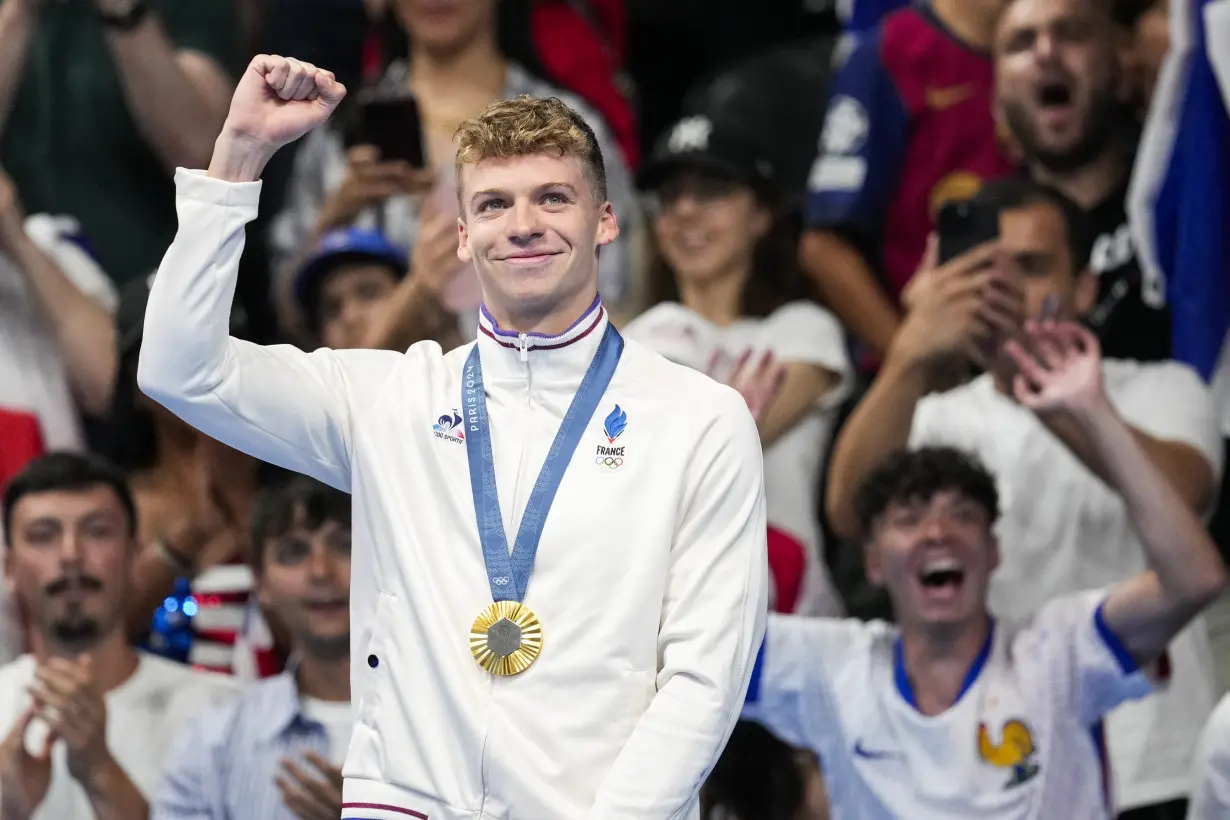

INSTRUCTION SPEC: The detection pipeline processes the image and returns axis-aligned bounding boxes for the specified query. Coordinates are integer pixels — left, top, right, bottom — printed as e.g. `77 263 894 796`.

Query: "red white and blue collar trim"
478 295 605 352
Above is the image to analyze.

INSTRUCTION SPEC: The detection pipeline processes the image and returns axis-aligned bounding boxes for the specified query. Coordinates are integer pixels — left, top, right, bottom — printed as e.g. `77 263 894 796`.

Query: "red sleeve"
766 525 807 614
0 408 46 490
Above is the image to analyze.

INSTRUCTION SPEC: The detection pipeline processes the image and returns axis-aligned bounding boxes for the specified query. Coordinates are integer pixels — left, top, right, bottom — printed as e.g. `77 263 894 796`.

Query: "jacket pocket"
356 590 397 729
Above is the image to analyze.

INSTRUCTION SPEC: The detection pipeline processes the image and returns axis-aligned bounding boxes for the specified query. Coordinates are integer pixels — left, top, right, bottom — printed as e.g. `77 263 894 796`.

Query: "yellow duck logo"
978 720 1041 789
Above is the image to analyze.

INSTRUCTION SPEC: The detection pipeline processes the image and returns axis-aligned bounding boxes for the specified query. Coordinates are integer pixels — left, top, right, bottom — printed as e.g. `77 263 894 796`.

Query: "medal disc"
470 600 543 676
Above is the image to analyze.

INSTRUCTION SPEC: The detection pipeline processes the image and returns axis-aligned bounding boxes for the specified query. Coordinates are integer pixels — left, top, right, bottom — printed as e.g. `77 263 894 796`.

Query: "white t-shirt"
908 359 1224 809
623 301 853 616
300 696 356 767
0 652 237 819
1189 693 1230 820
745 591 1152 819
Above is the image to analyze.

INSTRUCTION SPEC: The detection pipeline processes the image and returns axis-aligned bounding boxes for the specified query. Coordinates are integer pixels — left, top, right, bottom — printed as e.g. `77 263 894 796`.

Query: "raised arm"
0 0 37 135
0 169 118 417
1004 322 1227 666
138 56 399 491
587 388 769 819
96 0 235 172
825 240 1020 537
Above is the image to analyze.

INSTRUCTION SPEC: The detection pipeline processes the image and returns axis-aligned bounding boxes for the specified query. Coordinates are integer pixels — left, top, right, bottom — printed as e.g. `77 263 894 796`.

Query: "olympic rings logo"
595 456 624 469
492 576 510 586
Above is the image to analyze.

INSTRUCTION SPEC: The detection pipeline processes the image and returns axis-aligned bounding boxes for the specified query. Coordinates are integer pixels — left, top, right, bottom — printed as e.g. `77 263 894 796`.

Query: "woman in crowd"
624 111 852 618
623 112 844 820
269 0 640 340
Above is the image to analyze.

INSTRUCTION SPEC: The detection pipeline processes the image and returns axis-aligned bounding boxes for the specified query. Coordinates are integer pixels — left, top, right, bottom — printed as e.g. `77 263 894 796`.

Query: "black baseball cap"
637 113 778 193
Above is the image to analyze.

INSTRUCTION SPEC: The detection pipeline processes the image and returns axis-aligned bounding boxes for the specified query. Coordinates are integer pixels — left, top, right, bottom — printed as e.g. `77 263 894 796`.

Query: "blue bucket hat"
294 227 410 322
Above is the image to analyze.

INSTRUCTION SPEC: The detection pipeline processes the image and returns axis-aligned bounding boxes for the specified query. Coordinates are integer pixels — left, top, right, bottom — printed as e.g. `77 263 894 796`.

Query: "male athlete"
137 56 768 820
745 320 1226 818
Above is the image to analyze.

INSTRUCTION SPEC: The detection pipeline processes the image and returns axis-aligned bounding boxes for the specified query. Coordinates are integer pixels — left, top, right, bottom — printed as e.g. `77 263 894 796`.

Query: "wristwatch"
97 0 152 31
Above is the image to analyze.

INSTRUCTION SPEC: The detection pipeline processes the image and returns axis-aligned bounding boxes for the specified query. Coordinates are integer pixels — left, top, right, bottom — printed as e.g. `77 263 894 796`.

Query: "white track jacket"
138 170 769 820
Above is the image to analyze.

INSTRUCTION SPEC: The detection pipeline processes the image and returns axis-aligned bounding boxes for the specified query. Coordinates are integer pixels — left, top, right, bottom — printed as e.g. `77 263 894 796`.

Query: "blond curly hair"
454 95 608 204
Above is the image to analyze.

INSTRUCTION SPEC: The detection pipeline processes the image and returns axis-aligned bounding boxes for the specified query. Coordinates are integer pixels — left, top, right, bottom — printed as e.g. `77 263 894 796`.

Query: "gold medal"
470 600 543 676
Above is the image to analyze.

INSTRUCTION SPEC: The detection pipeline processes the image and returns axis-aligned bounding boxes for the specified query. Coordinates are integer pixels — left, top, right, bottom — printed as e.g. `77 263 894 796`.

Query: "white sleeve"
1024 590 1153 726
620 304 714 373
137 169 403 493
908 391 963 449
1188 694 1230 820
741 613 869 750
1113 361 1224 492
765 302 853 385
23 214 119 311
587 386 769 820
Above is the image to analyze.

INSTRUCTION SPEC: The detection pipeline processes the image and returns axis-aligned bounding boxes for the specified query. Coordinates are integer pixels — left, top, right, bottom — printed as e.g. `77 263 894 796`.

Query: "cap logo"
668 116 712 154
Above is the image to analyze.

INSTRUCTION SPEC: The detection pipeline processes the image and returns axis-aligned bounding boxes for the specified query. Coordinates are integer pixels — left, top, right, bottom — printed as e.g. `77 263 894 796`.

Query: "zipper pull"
517 333 529 363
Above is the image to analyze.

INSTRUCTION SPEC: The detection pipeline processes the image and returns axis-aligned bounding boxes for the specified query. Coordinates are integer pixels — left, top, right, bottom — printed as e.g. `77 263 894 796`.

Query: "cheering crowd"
1 0 1230 818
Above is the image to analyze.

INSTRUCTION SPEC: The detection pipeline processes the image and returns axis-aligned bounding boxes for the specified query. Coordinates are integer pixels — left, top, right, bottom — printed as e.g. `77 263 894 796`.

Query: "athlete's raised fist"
209 55 346 182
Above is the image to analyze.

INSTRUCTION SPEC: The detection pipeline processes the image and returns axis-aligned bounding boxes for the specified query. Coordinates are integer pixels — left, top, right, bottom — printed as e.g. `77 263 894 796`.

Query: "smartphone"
351 91 426 167
936 198 1000 265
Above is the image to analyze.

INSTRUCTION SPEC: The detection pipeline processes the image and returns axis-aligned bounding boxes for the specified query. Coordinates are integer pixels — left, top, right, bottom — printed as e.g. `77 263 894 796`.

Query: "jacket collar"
474 295 608 383
253 670 305 741
253 659 350 742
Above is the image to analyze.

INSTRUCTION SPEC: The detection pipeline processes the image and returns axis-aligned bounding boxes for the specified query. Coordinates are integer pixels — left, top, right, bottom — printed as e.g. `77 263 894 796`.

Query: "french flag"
1128 0 1230 383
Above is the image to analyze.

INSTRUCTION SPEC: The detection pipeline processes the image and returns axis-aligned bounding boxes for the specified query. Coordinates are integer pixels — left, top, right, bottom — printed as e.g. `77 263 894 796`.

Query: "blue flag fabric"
836 0 911 33
1129 0 1230 381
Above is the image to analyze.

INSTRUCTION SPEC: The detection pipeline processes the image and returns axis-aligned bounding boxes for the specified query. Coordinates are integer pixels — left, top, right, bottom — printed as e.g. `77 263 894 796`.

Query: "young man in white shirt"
0 452 235 820
824 178 1223 813
136 56 768 820
154 475 354 820
746 319 1226 818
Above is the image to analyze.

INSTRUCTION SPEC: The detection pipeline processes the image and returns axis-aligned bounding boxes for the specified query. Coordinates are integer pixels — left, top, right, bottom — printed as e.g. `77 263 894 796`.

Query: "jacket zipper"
480 331 534 808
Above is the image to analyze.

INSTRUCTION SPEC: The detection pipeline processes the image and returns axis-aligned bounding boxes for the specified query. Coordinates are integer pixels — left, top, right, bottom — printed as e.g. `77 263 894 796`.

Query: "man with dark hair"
994 0 1168 362
748 320 1226 816
0 451 234 820
154 475 356 820
825 174 1222 818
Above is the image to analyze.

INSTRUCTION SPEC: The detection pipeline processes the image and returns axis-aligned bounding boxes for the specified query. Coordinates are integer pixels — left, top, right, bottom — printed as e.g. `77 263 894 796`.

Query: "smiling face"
256 505 352 662
652 170 770 290
453 96 619 330
317 261 401 349
457 151 618 328
994 0 1121 171
866 489 1001 632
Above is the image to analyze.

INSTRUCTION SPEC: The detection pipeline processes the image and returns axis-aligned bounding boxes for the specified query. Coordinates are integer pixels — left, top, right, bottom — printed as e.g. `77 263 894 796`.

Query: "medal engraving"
486 618 522 657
